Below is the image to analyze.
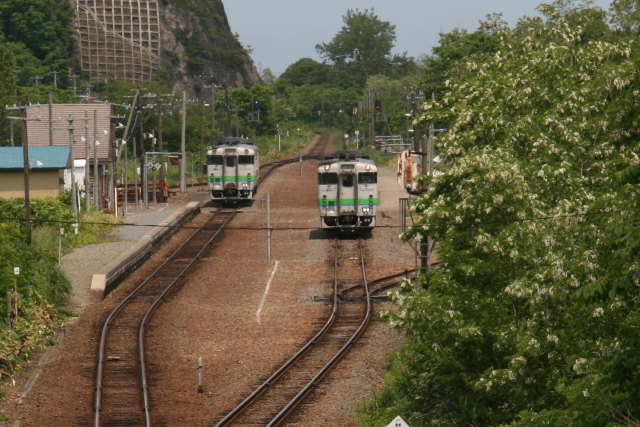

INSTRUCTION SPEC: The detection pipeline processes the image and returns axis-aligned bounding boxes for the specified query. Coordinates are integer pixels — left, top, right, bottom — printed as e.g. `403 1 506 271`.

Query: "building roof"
0 146 71 170
25 103 113 161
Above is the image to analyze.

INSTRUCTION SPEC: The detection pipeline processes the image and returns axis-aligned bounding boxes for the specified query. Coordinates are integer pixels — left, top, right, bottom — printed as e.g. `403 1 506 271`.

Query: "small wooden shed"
0 146 72 199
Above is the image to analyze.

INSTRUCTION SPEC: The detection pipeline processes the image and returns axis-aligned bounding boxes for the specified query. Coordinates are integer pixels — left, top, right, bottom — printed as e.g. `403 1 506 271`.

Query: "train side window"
226 156 236 167
239 155 254 165
208 155 223 165
342 174 354 187
318 173 338 185
358 172 377 184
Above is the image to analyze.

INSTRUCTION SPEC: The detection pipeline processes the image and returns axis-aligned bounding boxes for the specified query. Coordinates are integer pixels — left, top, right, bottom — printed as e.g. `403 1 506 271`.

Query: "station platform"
87 191 210 295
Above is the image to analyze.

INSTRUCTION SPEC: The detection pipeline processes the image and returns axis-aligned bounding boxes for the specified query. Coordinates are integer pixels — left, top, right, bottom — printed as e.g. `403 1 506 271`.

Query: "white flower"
592 307 604 317
511 356 527 366
573 358 588 372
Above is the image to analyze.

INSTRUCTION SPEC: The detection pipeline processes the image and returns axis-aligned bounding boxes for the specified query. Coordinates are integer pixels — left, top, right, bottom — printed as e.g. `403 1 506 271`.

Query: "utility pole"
31 76 42 87
48 94 54 146
180 91 187 193
248 99 260 143
118 92 144 211
71 74 78 96
52 115 89 218
200 100 205 169
6 104 41 244
93 109 99 207
369 88 375 147
84 110 90 213
209 83 218 142
49 70 59 88
420 92 446 278
225 88 231 137
138 108 146 204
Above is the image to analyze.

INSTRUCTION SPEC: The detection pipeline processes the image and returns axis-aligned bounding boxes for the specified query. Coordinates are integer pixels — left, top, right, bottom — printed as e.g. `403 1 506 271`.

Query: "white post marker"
197 356 204 393
256 261 279 325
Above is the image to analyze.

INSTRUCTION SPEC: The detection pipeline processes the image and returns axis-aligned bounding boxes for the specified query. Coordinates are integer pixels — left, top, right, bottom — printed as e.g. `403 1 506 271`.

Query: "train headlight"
242 183 248 189
362 207 371 214
324 165 330 171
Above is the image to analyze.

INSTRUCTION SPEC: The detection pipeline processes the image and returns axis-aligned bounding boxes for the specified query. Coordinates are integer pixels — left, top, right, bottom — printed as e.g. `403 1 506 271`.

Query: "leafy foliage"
361 2 640 425
0 196 120 384
316 8 412 86
0 0 74 87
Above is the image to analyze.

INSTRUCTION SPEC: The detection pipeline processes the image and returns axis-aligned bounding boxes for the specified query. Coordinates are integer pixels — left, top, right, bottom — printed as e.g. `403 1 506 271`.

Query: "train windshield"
358 172 377 184
239 155 254 165
341 174 354 187
208 155 223 165
225 156 236 167
318 173 338 185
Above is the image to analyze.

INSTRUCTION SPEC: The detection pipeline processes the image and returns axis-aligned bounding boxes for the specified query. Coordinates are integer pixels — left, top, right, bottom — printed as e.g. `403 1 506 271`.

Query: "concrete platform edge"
91 201 202 295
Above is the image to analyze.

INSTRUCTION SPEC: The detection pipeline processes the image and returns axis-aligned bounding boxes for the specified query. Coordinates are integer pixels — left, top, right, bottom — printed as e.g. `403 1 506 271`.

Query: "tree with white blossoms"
360 1 640 426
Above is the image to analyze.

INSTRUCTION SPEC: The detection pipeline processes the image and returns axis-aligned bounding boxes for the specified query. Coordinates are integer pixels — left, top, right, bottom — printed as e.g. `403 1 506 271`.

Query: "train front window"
239 155 254 165
319 173 338 185
208 155 223 165
358 172 377 184
341 174 354 187
225 156 236 167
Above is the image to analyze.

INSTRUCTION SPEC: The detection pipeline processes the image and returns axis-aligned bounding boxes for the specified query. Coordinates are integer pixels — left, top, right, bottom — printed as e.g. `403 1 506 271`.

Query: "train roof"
211 137 258 150
319 150 375 166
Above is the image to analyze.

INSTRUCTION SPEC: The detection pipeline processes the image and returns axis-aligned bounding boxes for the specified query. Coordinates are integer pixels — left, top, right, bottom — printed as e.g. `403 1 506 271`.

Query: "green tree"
276 58 332 88
316 8 398 85
361 1 640 425
422 14 505 98
260 68 277 86
610 0 640 34
0 39 17 139
0 0 75 87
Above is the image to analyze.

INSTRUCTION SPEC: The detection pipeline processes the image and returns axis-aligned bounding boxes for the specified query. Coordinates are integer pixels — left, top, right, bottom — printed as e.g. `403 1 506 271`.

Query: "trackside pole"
267 192 272 262
197 356 204 393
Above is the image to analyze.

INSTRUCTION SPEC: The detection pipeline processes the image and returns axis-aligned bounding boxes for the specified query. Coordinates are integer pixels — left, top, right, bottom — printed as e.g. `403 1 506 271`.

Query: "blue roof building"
0 146 71 170
0 146 72 199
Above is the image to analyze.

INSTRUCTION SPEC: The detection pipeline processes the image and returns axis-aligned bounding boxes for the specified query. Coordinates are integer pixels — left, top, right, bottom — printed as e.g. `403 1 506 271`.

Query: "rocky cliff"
71 0 260 91
159 0 261 91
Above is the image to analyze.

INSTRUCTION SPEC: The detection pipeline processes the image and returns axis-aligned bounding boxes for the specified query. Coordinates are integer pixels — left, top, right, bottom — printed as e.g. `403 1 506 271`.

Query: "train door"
207 152 223 194
238 152 255 194
338 167 358 225
223 148 238 196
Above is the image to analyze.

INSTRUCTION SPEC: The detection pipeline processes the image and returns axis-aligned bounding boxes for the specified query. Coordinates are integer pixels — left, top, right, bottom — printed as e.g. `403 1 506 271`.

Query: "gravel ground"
0 137 414 426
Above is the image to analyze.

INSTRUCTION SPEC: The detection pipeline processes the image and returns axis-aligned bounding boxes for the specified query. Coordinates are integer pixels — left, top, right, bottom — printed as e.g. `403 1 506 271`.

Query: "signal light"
374 100 381 111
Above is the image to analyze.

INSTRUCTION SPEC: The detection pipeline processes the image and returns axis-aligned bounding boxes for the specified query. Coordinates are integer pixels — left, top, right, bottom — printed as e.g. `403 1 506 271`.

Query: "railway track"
92 133 332 425
214 237 372 426
259 133 328 180
93 210 235 427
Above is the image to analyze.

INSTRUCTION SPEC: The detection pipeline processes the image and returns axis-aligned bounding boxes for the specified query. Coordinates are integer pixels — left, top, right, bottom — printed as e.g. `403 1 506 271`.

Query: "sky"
223 0 613 76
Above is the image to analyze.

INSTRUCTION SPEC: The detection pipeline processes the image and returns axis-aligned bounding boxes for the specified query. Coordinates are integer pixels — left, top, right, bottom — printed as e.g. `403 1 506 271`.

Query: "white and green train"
206 137 260 203
317 150 379 234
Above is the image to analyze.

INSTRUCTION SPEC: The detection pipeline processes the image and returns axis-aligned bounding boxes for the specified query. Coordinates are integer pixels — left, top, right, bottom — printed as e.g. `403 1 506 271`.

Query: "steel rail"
215 237 372 426
94 210 235 427
340 269 416 296
268 238 372 426
214 237 341 426
139 212 235 426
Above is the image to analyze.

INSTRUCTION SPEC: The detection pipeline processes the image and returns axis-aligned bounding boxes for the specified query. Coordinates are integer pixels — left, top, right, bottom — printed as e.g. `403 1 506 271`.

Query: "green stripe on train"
318 198 379 206
207 175 257 182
